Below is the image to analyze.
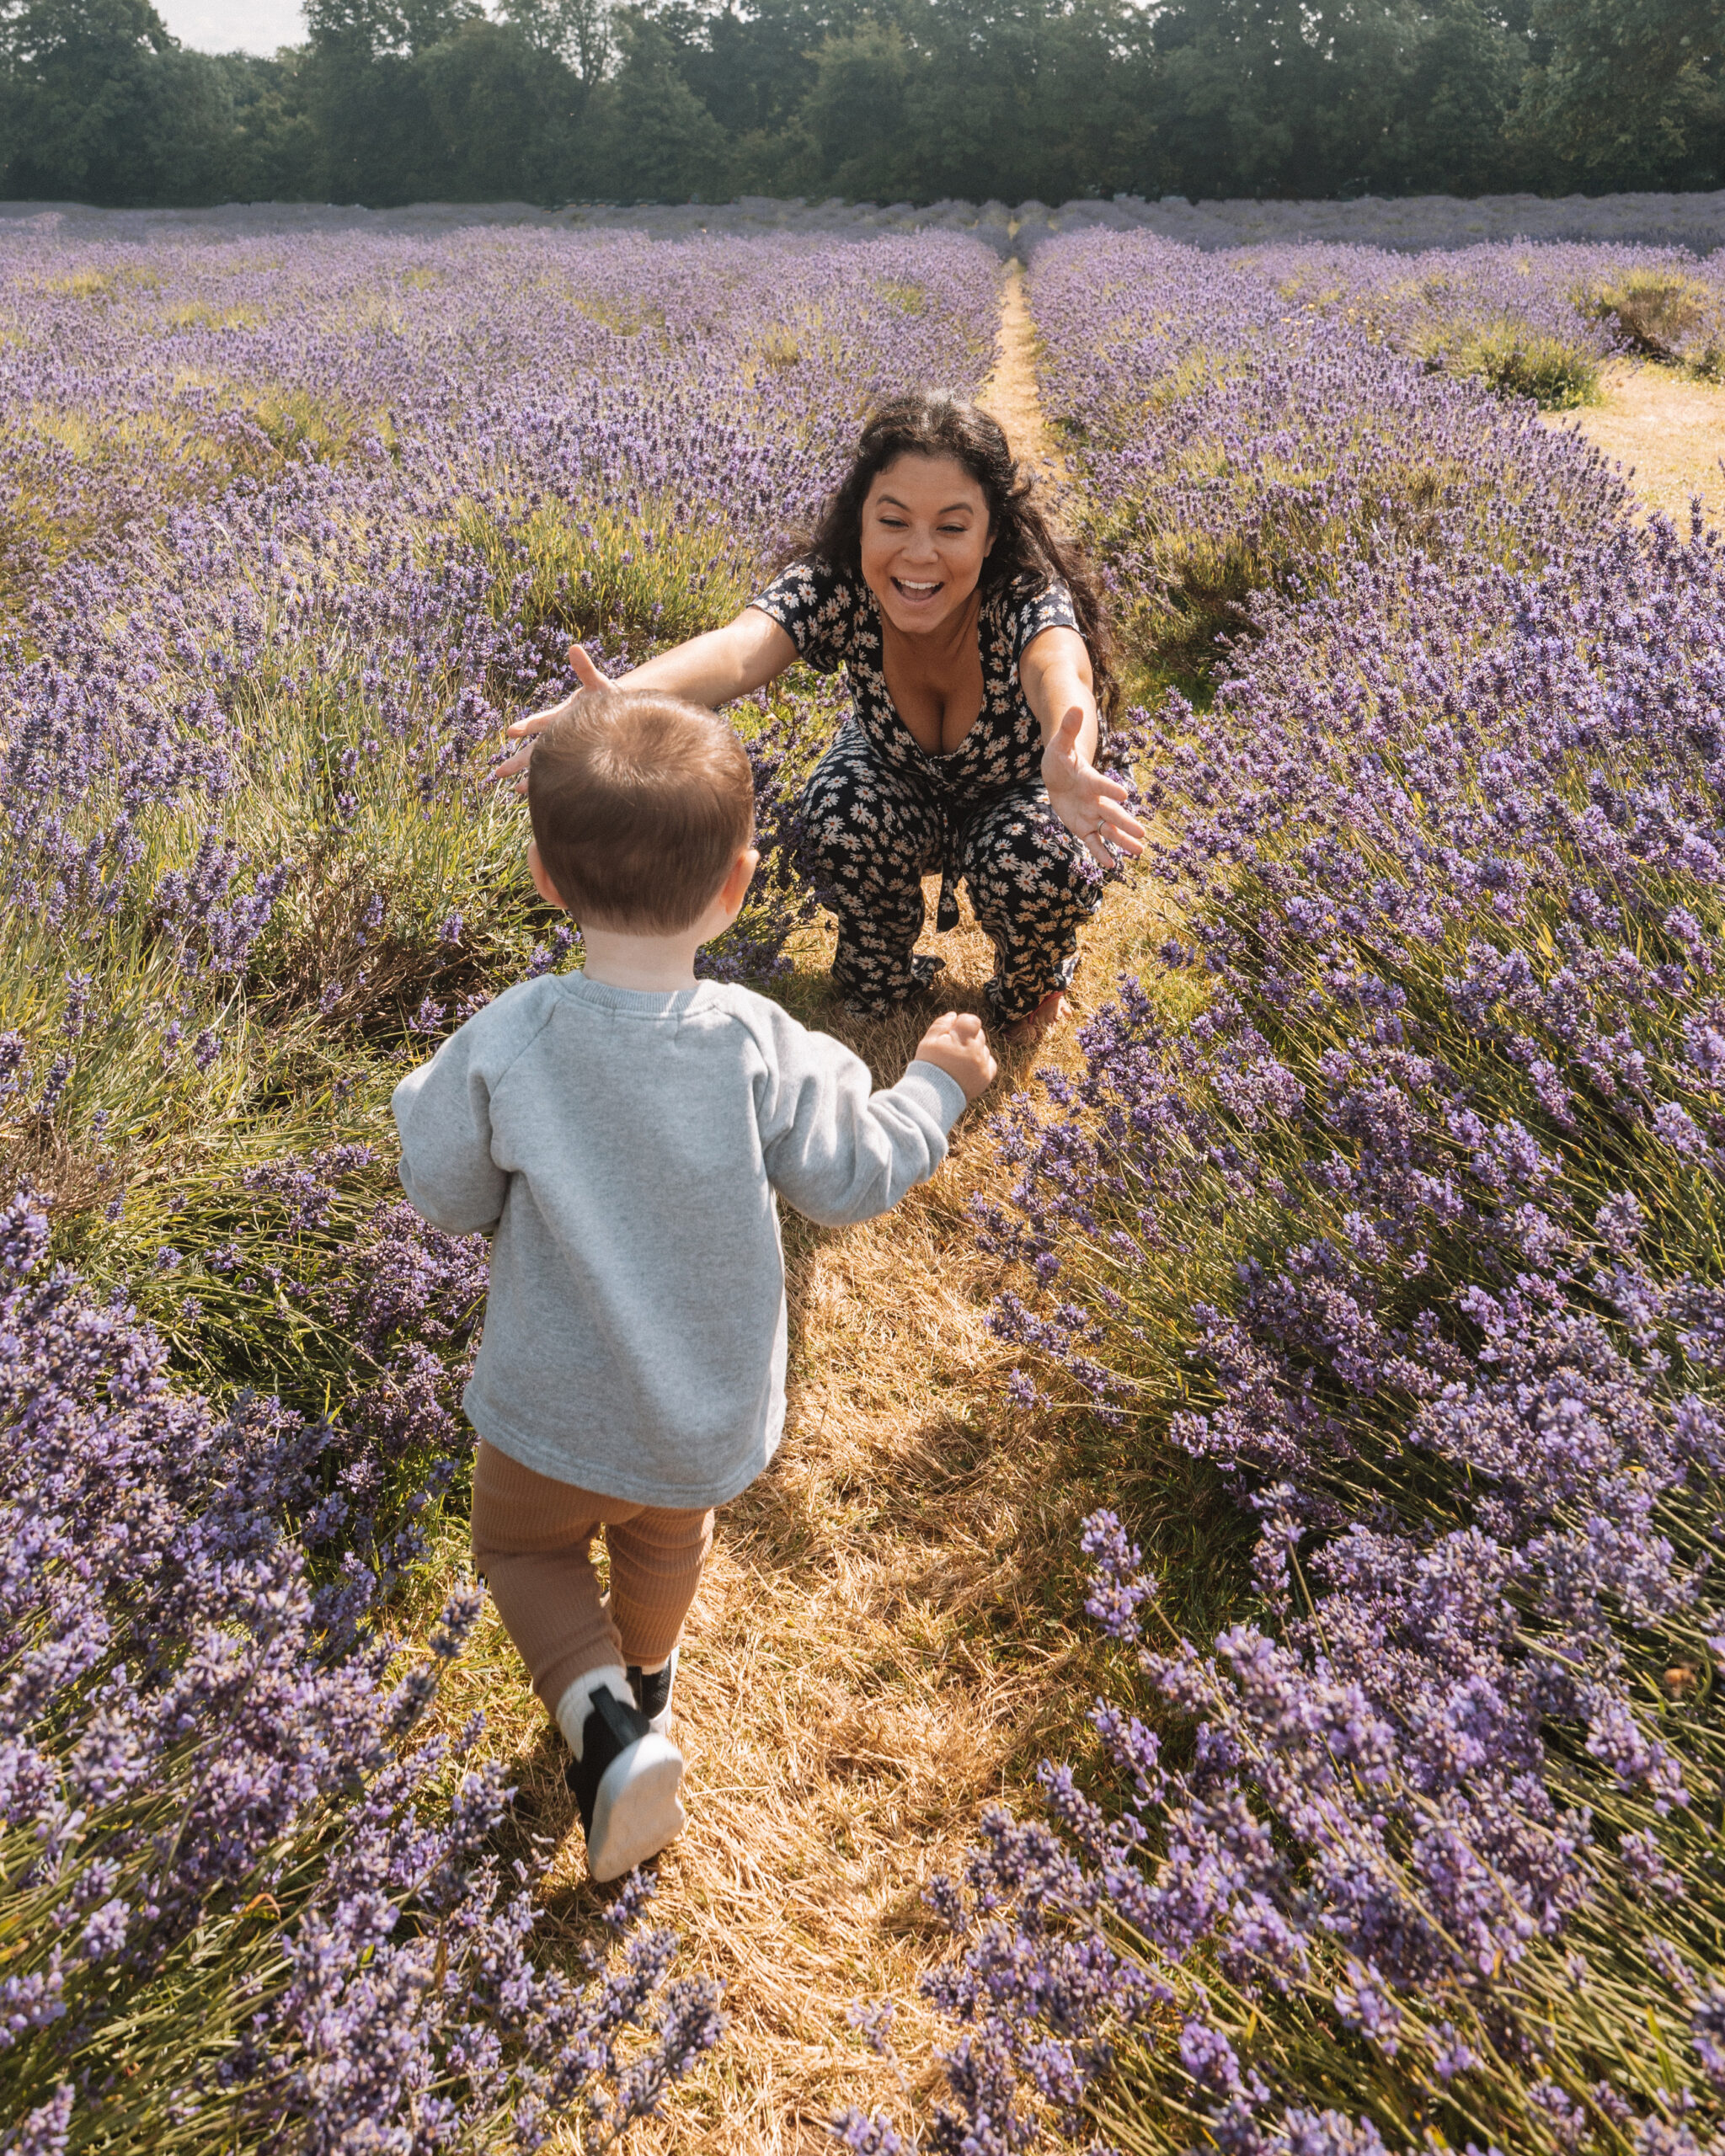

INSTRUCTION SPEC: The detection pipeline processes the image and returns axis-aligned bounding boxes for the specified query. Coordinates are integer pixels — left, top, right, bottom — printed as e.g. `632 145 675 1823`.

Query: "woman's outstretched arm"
1019 626 1146 869
493 606 798 784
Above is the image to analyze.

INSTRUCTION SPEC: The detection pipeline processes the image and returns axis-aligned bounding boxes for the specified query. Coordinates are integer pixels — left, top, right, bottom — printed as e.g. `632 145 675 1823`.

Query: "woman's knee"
964 816 1100 936
798 752 937 881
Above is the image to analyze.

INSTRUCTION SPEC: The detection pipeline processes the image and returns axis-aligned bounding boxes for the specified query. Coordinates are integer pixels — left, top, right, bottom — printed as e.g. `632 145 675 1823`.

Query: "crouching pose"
499 390 1145 1046
393 688 996 1878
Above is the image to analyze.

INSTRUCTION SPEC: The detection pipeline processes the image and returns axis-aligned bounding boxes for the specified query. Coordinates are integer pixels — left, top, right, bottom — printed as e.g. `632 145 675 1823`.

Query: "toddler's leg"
605 1502 714 1673
469 1440 622 1715
470 1443 687 1881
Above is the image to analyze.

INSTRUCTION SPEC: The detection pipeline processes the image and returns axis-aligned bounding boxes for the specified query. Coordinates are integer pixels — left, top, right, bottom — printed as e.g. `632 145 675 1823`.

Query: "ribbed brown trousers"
469 1440 714 1715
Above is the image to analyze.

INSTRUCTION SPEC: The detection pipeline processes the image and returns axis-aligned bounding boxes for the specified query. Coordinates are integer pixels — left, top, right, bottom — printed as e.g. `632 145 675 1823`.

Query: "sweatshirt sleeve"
391 1022 511 1235
755 1011 968 1227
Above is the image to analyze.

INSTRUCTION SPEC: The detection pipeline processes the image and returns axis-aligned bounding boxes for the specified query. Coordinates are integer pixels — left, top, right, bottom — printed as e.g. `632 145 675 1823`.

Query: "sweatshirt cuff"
900 1059 969 1132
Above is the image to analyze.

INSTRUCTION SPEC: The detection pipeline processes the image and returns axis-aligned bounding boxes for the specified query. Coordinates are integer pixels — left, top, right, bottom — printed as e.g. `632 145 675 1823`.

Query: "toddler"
392 688 996 1879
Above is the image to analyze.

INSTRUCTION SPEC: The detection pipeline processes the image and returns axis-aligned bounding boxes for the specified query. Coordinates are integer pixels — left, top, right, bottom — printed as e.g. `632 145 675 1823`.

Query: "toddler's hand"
915 1011 997 1104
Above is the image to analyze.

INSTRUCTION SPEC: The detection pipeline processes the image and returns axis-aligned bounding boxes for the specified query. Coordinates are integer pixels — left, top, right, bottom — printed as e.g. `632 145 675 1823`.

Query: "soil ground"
1544 358 1725 529
432 264 1177 2153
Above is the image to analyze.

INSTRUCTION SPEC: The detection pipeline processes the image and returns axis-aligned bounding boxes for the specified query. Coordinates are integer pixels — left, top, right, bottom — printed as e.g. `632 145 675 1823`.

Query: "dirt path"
980 259 1066 484
1544 358 1725 528
437 270 1171 2155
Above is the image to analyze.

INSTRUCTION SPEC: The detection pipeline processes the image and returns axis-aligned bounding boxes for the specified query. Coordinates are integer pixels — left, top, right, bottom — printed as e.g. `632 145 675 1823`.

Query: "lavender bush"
1027 232 1628 673
1231 240 1725 402
892 414 1725 2142
0 1186 724 2150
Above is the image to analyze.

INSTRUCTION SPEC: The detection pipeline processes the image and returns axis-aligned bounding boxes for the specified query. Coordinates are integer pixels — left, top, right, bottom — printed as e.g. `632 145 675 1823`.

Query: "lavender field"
5 218 1725 2155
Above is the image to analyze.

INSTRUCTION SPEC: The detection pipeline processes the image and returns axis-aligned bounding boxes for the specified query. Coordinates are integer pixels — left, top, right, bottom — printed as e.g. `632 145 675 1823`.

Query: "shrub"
1589 266 1717 360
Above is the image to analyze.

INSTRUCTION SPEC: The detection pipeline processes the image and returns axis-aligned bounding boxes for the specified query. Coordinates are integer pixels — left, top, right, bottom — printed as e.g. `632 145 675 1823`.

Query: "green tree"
499 0 612 84
588 8 732 200
1 0 236 202
1146 0 1532 197
1395 0 1530 191
895 0 1163 202
1516 0 1725 187
418 15 586 199
216 47 321 201
302 0 483 58
801 18 910 197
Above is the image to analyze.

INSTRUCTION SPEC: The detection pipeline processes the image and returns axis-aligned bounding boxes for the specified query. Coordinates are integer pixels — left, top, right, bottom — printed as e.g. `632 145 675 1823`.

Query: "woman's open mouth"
891 577 943 606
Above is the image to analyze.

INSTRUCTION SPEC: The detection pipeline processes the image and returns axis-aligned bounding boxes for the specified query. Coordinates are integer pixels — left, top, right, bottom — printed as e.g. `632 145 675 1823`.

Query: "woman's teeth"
896 579 940 595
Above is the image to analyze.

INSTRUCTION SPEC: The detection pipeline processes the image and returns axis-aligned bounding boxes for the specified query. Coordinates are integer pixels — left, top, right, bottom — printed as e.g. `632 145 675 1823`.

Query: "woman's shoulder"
994 573 1081 656
749 556 872 670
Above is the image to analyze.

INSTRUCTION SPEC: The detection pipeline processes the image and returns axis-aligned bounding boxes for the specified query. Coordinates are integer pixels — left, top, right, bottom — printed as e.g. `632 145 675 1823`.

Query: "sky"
157 0 308 53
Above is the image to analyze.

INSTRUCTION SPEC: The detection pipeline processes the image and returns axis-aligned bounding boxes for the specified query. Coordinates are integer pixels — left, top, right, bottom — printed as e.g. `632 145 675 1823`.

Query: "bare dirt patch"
1545 359 1725 529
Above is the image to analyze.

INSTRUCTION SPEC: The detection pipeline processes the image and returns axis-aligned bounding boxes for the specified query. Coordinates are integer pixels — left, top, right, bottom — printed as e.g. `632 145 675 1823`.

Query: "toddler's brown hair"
527 691 755 933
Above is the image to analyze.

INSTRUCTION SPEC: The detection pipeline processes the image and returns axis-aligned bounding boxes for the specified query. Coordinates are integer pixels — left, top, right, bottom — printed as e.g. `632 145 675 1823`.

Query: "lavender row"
860 248 1725 2153
1027 230 1628 671
0 229 994 1193
0 230 1002 2148
1232 240 1725 403
24 190 1725 261
0 1184 726 2148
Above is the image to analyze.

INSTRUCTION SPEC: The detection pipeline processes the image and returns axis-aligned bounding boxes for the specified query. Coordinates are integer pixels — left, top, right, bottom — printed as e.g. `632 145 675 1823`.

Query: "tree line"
2 0 1721 212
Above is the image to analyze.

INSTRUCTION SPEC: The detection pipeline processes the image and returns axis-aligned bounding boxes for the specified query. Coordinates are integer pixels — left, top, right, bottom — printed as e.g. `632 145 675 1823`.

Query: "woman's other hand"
491 613 798 791
1042 706 1146 870
493 645 615 790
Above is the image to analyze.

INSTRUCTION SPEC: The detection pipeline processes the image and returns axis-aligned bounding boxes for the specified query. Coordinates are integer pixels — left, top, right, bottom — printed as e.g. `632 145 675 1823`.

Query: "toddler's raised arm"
753 1006 987 1227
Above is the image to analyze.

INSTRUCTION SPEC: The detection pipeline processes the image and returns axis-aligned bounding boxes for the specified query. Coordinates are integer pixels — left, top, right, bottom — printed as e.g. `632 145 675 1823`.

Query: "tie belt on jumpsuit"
935 807 964 932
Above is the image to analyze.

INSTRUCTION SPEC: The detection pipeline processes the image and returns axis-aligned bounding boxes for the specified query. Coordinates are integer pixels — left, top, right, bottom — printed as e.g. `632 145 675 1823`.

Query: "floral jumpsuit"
750 558 1103 1025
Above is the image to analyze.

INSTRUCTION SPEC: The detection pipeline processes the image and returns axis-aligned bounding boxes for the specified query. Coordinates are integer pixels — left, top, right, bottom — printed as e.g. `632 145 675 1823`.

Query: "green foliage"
1515 0 1725 191
593 8 734 203
1151 0 1533 200
1444 319 1600 403
0 0 238 203
8 0 1720 211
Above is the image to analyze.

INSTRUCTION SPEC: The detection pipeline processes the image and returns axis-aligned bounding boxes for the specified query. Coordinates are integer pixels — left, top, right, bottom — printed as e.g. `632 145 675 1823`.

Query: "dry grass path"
430 266 1177 2153
1544 359 1725 528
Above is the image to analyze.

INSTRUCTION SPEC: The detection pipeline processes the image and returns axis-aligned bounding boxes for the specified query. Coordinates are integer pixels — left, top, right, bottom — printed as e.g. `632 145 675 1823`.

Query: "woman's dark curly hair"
793 388 1119 723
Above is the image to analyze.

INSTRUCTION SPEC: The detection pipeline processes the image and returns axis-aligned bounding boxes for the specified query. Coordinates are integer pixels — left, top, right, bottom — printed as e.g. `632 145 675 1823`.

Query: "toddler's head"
527 690 755 934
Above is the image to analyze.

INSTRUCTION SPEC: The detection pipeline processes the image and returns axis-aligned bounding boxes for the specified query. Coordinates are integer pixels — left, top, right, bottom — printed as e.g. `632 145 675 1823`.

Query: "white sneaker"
562 1681 685 1881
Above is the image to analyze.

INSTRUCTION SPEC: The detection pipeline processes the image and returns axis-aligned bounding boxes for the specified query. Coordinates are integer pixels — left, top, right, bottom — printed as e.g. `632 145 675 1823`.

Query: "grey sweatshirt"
391 972 966 1508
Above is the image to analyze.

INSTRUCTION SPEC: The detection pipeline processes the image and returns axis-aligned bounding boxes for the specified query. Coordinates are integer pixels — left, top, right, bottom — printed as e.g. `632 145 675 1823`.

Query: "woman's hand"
1042 707 1146 870
493 645 615 790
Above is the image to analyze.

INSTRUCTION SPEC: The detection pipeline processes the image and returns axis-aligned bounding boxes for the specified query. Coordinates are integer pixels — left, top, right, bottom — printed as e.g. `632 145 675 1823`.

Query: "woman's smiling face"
858 452 993 636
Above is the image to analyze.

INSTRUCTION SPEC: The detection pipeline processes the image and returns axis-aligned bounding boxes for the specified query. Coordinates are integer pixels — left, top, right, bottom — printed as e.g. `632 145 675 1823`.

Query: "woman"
499 391 1143 1044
